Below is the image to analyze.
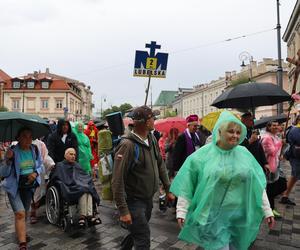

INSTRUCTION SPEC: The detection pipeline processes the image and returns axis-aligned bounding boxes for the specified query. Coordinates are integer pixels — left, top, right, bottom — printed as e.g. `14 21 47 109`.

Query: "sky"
0 0 297 112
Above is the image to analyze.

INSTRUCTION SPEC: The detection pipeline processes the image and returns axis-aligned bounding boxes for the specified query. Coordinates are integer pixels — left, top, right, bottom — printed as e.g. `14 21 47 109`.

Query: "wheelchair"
45 179 100 232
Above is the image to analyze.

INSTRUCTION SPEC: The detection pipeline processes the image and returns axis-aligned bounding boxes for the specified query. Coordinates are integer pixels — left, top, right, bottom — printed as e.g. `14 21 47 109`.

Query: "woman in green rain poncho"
170 111 275 250
73 122 93 174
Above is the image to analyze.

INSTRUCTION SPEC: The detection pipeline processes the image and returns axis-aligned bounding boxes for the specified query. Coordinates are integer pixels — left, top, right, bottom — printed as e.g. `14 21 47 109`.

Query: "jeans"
8 188 33 213
121 198 153 250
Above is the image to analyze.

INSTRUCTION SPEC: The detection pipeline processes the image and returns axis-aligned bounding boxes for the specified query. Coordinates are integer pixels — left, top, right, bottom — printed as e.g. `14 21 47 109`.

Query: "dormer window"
13 81 21 89
27 81 35 89
41 81 49 89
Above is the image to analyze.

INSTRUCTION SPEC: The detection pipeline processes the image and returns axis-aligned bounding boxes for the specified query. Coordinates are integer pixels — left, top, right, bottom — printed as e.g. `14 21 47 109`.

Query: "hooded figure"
73 122 94 174
170 111 273 250
84 121 99 170
47 119 78 163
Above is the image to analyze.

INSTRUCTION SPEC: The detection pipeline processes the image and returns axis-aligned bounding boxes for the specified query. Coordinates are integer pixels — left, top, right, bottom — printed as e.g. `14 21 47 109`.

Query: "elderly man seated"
50 148 101 227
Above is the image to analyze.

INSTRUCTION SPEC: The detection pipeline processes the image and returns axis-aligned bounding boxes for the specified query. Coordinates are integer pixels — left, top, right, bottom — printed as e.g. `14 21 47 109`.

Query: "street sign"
133 41 168 78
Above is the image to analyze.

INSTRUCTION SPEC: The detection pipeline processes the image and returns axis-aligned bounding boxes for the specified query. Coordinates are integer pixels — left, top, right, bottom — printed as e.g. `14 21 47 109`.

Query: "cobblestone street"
1 160 300 249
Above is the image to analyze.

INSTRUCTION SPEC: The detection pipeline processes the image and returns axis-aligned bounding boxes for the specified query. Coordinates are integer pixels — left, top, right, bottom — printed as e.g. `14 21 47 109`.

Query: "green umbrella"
0 112 51 141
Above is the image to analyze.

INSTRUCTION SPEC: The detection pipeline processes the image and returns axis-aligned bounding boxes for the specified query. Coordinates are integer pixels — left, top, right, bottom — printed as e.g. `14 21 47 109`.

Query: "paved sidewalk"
0 160 300 249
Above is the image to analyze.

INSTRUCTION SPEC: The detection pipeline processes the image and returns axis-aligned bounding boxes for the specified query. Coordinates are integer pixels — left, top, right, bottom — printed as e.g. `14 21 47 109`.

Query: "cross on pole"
145 41 161 57
287 49 300 92
283 49 300 138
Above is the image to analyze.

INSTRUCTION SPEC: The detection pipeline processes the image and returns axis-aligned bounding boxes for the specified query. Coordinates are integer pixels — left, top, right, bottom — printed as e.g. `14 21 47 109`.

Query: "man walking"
281 115 300 206
240 112 268 172
112 105 173 250
173 114 204 171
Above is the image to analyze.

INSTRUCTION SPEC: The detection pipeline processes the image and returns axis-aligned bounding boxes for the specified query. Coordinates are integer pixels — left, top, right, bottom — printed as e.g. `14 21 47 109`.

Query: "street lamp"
100 95 106 118
239 51 254 81
21 82 26 113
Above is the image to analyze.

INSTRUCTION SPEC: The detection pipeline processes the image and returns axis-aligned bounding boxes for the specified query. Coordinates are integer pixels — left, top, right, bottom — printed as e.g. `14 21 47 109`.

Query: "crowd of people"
0 106 299 250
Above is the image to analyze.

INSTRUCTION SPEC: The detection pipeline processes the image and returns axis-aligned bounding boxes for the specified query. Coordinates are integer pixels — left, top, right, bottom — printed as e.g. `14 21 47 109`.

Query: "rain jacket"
0 144 43 198
170 111 267 250
112 131 170 216
47 119 78 163
50 160 100 204
73 122 93 174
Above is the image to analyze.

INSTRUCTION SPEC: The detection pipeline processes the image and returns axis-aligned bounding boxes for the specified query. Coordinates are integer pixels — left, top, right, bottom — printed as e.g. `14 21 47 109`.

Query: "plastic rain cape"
73 122 93 174
170 111 266 250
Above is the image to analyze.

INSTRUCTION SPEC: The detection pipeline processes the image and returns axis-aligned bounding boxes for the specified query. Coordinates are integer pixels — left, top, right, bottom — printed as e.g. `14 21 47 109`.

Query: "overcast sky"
0 0 297 112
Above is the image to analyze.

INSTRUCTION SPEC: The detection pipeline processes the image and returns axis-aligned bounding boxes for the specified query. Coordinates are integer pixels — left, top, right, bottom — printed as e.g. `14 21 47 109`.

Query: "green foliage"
102 103 133 118
0 106 8 112
164 110 177 118
230 76 251 86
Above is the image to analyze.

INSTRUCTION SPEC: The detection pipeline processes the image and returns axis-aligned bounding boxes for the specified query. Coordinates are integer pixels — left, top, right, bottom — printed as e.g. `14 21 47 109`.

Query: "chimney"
46 68 50 74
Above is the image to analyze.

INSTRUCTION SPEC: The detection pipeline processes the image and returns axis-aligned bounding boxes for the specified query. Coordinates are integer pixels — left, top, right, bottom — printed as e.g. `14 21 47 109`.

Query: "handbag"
19 175 38 189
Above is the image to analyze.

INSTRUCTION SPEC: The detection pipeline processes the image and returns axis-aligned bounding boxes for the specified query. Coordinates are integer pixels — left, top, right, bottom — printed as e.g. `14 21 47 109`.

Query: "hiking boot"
272 209 282 218
280 197 296 206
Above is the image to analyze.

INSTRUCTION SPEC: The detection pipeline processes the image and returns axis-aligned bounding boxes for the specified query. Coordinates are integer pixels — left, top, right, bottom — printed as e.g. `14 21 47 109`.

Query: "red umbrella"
154 117 187 134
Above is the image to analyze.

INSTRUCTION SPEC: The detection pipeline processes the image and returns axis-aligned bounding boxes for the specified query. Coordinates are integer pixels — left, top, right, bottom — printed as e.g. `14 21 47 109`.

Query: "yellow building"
0 68 93 121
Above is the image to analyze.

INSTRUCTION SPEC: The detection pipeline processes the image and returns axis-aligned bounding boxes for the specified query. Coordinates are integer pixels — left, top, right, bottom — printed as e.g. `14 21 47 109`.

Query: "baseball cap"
129 105 160 122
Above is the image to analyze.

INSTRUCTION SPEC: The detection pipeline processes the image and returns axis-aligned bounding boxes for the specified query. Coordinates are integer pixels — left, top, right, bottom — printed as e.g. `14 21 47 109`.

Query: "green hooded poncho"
170 111 266 250
73 122 93 174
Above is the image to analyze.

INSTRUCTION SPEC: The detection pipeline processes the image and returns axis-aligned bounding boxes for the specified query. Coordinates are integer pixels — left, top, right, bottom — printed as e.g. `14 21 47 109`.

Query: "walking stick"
283 49 300 139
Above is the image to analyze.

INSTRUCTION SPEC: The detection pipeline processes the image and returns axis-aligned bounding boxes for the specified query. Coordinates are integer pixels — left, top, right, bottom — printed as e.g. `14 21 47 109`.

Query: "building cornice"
283 0 300 42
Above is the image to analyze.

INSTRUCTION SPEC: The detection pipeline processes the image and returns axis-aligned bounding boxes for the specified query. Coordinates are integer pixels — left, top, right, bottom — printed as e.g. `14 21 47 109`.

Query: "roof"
154 90 177 106
0 69 11 82
283 0 300 42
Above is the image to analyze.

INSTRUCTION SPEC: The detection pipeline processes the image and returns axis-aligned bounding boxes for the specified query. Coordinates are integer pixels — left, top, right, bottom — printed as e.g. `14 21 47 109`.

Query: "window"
41 81 49 89
56 100 63 109
12 99 20 110
13 81 21 89
41 99 48 109
27 81 35 89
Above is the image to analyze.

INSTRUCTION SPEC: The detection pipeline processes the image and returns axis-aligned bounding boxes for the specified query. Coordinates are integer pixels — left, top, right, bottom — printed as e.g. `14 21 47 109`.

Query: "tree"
0 106 8 112
119 103 133 115
164 110 177 118
102 103 133 118
230 75 251 86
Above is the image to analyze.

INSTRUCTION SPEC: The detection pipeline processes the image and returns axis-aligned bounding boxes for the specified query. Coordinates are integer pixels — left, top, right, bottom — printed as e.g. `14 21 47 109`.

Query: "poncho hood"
212 110 247 146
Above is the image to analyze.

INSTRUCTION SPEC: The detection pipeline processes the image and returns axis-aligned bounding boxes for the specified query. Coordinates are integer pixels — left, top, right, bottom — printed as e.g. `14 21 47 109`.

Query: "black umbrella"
211 82 291 109
254 113 289 129
0 112 51 141
254 114 287 129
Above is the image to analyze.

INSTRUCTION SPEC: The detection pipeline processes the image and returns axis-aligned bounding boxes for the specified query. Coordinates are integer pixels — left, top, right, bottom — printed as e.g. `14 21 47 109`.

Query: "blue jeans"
8 188 33 213
121 198 153 250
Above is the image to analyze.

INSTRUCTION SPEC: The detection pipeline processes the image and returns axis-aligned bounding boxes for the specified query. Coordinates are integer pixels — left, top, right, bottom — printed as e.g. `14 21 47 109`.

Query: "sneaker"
272 209 282 218
280 197 296 206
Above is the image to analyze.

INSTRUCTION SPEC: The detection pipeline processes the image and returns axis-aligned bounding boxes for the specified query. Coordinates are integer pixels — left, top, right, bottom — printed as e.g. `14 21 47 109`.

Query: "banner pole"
144 73 152 105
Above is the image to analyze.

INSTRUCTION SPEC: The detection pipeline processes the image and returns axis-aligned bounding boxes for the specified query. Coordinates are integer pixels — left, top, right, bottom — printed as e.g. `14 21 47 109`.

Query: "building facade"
283 0 300 117
172 58 289 119
0 68 93 121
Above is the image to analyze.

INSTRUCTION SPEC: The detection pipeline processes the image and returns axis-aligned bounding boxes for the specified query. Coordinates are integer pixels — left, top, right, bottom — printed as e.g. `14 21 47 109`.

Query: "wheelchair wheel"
46 186 61 225
61 216 72 232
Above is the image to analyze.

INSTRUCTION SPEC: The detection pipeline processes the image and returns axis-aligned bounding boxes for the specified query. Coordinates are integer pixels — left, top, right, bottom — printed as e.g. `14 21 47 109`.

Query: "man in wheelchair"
47 148 101 228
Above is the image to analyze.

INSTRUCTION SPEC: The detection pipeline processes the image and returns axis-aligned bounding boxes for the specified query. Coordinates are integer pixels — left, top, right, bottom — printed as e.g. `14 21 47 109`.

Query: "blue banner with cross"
133 41 168 78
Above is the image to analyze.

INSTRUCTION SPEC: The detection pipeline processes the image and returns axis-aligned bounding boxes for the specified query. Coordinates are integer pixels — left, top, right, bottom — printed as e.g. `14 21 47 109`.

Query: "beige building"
173 58 289 119
283 0 300 117
0 68 93 121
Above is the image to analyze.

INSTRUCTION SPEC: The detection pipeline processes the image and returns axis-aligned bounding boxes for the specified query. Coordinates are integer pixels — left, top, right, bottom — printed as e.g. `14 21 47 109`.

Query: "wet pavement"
1 159 300 249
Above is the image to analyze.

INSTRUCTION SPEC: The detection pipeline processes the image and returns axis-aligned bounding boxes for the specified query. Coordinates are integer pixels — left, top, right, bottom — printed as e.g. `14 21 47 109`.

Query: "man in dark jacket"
112 105 173 250
240 112 269 172
47 119 78 163
173 114 205 171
